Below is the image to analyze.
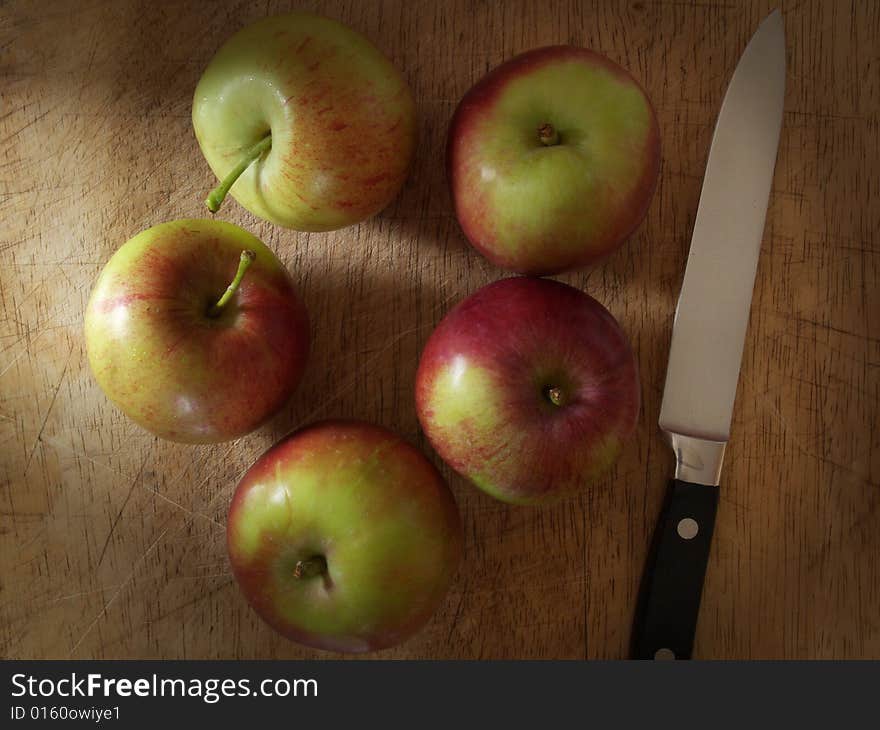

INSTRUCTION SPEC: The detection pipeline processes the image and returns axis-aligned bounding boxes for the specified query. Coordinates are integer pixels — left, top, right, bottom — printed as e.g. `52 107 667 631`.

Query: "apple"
447 46 660 275
193 11 417 231
84 219 309 443
227 420 462 653
415 277 640 505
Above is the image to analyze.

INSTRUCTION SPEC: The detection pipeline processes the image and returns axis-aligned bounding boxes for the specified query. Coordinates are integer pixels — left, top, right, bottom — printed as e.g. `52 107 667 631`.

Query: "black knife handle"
631 479 719 660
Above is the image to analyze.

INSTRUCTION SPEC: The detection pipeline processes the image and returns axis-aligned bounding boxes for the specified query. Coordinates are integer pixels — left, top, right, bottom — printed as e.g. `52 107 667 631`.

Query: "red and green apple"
227 420 463 653
193 11 417 231
447 46 660 275
415 277 640 505
84 219 309 444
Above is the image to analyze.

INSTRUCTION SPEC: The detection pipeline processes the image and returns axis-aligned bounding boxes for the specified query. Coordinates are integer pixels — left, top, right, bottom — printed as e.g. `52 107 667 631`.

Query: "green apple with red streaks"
193 11 416 231
447 46 660 275
84 219 309 443
415 277 640 505
227 420 463 653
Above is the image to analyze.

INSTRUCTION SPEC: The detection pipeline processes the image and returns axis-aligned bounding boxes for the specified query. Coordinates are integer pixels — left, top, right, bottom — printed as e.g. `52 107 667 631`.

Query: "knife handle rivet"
654 648 676 660
677 517 699 540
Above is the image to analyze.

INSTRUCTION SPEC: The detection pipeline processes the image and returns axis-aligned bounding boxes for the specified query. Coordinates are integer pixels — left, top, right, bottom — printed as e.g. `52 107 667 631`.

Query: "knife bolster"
665 432 726 486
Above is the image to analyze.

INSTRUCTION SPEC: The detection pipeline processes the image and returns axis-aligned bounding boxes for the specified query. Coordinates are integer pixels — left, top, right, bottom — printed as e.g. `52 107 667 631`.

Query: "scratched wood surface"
1 0 877 660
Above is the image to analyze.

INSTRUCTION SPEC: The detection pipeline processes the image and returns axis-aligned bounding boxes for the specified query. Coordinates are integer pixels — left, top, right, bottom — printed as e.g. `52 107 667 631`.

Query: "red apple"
84 219 309 443
447 46 660 275
193 12 417 231
415 277 640 505
227 420 462 652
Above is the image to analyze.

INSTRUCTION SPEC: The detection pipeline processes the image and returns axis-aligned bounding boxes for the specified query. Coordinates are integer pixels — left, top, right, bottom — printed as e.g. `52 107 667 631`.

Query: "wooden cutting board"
1 0 878 659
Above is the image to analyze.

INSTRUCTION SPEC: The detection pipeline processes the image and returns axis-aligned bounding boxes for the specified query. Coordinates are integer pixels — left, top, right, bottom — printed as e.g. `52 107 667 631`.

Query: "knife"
631 10 786 660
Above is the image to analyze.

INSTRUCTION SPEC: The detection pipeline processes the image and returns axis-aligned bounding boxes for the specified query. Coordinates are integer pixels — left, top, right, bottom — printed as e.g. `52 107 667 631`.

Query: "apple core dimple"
543 385 566 407
537 122 560 146
293 555 328 580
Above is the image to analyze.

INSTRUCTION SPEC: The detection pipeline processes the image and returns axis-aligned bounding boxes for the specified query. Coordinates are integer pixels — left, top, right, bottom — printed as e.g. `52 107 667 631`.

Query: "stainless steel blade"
659 10 785 484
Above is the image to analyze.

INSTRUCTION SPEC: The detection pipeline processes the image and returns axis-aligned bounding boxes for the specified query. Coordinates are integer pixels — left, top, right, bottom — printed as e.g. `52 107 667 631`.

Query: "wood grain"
1 0 877 660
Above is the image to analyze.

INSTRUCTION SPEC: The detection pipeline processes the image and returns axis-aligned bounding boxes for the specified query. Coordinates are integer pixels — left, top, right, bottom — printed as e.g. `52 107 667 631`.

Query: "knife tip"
756 8 785 51
765 8 783 26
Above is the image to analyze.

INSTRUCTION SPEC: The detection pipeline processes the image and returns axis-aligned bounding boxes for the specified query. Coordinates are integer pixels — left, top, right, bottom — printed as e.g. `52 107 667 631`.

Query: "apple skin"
447 46 660 275
193 12 417 231
84 219 309 444
227 420 463 653
415 277 640 505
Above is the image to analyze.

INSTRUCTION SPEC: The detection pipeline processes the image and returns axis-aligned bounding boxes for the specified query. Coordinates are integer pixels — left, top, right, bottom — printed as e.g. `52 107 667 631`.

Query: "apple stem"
204 134 272 213
538 123 560 146
208 250 256 317
293 556 328 580
545 385 566 407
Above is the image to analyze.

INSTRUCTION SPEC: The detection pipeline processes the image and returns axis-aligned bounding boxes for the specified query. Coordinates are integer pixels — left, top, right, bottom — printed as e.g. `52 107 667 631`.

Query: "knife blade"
631 10 786 660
